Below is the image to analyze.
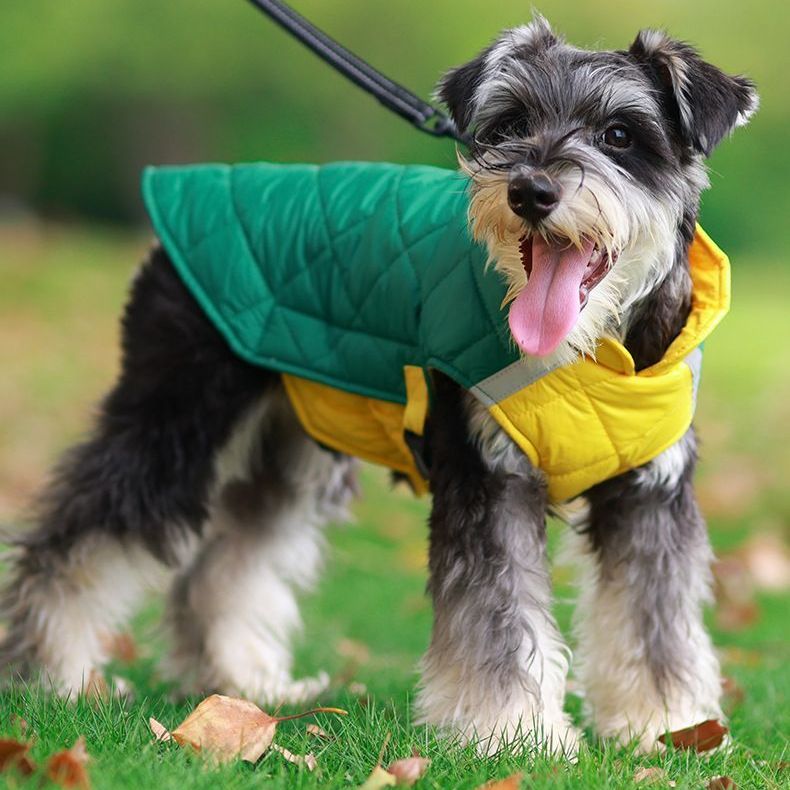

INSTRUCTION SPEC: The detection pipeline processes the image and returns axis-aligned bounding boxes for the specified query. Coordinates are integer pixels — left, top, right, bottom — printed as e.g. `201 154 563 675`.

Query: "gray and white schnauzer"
0 16 757 756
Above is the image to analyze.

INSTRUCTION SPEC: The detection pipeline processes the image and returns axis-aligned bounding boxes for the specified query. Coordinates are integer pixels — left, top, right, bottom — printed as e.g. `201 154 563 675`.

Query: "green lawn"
0 225 787 788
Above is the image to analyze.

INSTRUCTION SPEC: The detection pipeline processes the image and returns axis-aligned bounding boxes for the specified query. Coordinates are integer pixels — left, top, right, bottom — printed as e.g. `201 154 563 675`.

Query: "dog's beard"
460 152 681 365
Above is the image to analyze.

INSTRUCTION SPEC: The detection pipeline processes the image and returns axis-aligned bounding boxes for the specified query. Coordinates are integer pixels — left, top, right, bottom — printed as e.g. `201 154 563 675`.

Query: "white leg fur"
167 504 330 705
165 392 351 705
11 535 164 697
562 527 723 751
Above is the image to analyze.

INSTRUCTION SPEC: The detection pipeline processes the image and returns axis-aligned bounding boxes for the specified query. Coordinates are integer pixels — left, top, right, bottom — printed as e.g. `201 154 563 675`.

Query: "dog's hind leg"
163 388 355 705
0 246 273 696
415 375 577 757
564 430 723 752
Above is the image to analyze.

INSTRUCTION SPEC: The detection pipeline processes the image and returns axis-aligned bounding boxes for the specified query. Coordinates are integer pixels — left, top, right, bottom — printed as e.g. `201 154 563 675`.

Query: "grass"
0 223 788 788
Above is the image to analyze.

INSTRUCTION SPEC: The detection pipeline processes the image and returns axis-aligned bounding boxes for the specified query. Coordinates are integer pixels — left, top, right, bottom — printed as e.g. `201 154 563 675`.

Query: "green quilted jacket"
143 161 516 403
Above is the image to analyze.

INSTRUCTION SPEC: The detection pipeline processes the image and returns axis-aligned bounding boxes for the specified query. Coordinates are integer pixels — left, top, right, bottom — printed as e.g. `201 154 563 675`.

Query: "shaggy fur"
0 16 756 757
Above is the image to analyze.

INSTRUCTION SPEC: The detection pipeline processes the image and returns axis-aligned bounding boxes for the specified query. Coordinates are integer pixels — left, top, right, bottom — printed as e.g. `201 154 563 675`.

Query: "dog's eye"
602 124 632 149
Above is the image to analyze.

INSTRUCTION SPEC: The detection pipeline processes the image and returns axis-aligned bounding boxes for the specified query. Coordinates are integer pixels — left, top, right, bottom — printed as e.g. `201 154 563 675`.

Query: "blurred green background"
0 0 788 256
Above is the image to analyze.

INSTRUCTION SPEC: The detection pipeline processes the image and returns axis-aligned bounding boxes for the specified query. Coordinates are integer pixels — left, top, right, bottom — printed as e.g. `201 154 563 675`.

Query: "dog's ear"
434 51 489 134
436 15 559 134
629 30 758 156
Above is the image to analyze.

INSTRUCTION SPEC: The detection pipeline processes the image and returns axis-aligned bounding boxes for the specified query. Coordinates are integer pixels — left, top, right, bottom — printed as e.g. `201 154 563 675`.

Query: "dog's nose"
507 169 561 222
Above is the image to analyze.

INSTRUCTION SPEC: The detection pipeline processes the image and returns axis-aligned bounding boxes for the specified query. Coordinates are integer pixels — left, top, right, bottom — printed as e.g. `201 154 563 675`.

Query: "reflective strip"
472 346 704 411
685 346 703 411
470 356 562 407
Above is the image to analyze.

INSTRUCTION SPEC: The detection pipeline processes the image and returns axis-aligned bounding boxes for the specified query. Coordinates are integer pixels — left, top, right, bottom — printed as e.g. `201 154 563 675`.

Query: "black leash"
246 0 469 146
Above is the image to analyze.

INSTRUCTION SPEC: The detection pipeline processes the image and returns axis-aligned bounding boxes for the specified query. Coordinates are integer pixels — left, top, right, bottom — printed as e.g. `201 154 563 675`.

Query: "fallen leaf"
103 631 139 663
387 754 430 786
707 777 737 790
9 715 29 735
171 695 278 763
658 720 728 753
149 717 173 743
697 462 764 518
716 601 759 631
737 533 790 591
721 676 745 711
0 738 35 776
336 638 371 664
169 694 346 764
272 743 317 771
718 646 761 667
633 766 676 785
476 773 523 789
84 670 109 703
713 557 759 632
359 765 397 789
306 723 331 740
46 736 90 789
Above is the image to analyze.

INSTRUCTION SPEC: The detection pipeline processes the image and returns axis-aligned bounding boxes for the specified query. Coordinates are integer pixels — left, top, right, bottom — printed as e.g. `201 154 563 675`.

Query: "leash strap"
246 0 469 145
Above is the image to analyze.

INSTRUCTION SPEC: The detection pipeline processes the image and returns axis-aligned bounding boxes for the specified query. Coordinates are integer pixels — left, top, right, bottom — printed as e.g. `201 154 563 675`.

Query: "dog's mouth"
508 235 617 357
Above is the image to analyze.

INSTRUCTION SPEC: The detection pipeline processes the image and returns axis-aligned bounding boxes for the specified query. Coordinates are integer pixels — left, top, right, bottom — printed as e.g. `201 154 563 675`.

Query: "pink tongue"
508 236 596 356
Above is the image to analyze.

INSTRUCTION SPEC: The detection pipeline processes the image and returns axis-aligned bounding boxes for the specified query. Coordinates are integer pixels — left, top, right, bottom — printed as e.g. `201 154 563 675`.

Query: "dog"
0 16 757 756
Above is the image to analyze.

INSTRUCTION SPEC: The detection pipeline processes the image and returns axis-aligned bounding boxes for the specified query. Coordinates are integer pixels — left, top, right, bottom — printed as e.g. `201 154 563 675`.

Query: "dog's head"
436 16 757 361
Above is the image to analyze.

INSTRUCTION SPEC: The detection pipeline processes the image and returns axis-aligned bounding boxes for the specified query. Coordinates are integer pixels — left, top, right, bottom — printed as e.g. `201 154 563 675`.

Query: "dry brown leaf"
716 601 758 632
171 695 279 764
477 774 523 789
272 743 317 771
170 694 346 765
306 723 331 740
359 765 398 789
46 736 91 789
633 766 676 785
658 719 728 753
719 646 761 667
713 557 759 632
387 754 430 786
707 777 737 790
0 738 36 776
103 631 139 663
697 462 764 518
737 533 790 590
84 670 109 703
721 676 745 711
336 638 371 664
149 717 173 743
9 715 29 735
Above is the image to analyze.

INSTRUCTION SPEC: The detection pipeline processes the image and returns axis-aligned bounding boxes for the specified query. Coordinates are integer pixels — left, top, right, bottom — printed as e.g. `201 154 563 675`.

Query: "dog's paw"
253 670 330 707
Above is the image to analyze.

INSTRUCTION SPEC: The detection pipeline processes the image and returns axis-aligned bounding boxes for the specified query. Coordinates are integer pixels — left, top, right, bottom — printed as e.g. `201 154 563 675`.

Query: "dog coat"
142 161 730 501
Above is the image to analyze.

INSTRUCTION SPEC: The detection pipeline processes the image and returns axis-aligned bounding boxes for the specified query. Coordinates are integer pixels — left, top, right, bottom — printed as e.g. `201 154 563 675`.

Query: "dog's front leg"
415 376 577 757
566 430 723 752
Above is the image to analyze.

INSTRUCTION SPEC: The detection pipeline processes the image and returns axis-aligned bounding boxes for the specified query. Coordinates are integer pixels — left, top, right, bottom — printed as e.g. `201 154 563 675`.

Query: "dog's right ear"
436 16 560 135
434 52 488 135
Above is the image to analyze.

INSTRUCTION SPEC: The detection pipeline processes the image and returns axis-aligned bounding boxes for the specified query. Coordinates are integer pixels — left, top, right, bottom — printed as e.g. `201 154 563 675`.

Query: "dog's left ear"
629 30 759 156
434 51 488 135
